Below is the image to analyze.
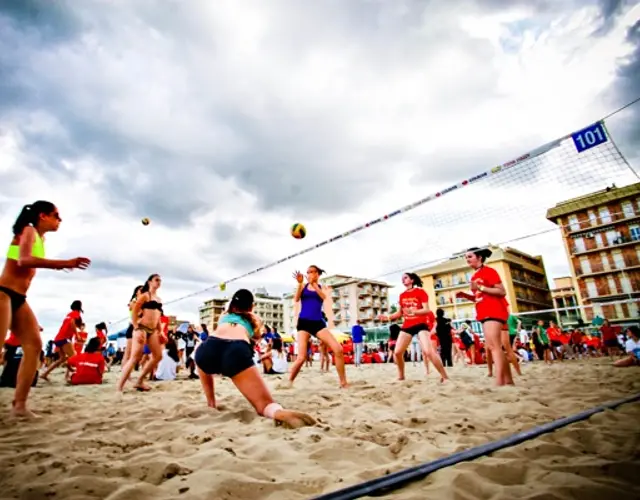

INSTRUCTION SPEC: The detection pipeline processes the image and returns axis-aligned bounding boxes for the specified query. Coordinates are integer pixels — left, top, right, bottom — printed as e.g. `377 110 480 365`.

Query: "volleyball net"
108 107 640 330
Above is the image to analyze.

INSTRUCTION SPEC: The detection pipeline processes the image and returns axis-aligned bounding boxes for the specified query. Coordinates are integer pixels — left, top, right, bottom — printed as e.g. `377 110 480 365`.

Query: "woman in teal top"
0 201 91 418
195 289 316 429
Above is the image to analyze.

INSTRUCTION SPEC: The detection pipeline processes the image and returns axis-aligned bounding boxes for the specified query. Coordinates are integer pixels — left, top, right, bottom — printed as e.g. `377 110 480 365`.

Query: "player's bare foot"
275 410 316 429
10 402 39 419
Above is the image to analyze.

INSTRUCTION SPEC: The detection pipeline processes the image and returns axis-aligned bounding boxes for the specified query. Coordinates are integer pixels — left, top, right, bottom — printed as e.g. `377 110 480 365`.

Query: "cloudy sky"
1 0 639 338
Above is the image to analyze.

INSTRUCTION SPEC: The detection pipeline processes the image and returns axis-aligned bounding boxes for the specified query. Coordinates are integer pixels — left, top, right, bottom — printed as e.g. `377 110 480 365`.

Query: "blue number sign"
571 121 608 153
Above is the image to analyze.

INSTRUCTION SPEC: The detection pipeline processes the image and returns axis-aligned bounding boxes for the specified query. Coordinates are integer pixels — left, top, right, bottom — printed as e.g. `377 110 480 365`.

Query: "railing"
512 276 549 289
572 235 640 254
566 210 640 234
578 257 640 276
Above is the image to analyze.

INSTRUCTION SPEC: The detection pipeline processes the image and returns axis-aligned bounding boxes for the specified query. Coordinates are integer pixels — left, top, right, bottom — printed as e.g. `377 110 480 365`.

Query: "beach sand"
0 359 638 500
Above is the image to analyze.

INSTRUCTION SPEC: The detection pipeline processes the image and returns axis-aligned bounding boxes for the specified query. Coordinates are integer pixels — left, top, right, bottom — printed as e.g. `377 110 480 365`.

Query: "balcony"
566 210 640 236
512 277 549 291
515 294 554 308
359 300 372 309
434 278 470 291
577 257 640 277
557 313 582 324
572 235 640 256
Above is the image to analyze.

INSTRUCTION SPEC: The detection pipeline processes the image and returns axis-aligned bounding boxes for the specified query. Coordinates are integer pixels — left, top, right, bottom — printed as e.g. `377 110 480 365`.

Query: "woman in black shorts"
122 285 142 368
380 273 448 382
195 289 316 429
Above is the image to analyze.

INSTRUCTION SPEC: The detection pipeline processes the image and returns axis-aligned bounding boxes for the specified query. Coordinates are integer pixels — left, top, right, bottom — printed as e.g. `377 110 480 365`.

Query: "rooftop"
546 182 640 220
321 274 393 288
415 245 545 276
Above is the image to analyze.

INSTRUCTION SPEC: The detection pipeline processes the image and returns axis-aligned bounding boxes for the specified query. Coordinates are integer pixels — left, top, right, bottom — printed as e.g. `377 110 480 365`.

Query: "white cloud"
0 1 638 339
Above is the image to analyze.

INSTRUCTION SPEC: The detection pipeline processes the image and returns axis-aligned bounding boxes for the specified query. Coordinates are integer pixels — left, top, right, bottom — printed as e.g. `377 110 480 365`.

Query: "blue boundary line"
310 393 640 500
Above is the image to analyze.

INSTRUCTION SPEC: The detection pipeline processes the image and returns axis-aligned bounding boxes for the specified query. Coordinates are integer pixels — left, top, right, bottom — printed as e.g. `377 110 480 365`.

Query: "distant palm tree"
390 304 398 314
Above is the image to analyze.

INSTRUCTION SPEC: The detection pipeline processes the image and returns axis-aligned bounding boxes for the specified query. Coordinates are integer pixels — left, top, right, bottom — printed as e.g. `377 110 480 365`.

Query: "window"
629 301 639 318
595 233 604 247
622 200 635 218
588 210 597 225
568 214 580 231
599 206 611 223
579 256 591 274
613 303 623 319
435 279 442 289
630 225 640 241
600 253 610 270
621 275 633 294
607 276 618 295
573 237 586 253
586 280 598 297
606 230 618 245
611 251 625 269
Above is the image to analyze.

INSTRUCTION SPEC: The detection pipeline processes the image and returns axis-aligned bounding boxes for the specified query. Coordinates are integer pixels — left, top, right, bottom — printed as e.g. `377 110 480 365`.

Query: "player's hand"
470 280 481 292
64 257 91 270
293 271 304 283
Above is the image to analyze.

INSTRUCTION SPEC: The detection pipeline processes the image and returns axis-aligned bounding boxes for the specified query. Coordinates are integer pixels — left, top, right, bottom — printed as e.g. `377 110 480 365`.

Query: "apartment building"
414 246 554 324
546 182 640 325
199 288 286 333
198 298 228 332
252 288 285 333
282 275 393 332
550 277 581 329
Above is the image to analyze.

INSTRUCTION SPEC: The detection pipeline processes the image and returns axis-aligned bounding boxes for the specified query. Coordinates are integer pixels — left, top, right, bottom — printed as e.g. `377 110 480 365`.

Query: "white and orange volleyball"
141 217 150 226
290 223 306 239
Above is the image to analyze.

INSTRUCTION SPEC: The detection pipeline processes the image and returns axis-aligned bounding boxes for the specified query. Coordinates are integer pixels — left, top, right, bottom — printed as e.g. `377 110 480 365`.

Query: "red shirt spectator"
67 352 105 385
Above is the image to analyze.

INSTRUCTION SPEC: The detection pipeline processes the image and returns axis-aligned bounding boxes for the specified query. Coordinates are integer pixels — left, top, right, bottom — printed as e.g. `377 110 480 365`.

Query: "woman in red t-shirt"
65 337 106 385
379 273 448 382
74 323 88 355
456 247 514 386
41 300 84 382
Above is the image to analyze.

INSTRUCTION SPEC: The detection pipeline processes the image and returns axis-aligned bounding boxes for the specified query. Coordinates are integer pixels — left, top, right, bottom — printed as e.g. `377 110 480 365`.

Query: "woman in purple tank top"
289 265 349 388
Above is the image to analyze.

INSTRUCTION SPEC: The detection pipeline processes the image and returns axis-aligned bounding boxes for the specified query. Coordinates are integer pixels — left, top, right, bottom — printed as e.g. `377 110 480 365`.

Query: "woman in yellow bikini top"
0 201 91 418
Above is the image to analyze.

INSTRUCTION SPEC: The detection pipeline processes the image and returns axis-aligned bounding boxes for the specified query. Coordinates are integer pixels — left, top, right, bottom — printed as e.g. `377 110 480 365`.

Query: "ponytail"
12 201 55 236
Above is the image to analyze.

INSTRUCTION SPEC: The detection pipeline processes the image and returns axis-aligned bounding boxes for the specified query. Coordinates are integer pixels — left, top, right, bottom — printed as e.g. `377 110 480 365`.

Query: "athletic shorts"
401 324 429 336
54 338 70 348
480 317 507 325
297 318 327 337
125 323 134 339
604 339 619 348
195 337 255 378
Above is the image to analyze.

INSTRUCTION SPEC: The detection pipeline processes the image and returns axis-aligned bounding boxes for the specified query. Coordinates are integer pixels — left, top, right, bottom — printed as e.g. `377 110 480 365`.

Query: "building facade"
199 289 286 334
546 182 640 325
415 246 554 325
281 275 393 332
252 288 285 333
198 298 228 333
550 277 581 329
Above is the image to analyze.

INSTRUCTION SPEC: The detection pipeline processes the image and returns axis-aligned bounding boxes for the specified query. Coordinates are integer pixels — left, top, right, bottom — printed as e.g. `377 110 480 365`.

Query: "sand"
0 359 638 500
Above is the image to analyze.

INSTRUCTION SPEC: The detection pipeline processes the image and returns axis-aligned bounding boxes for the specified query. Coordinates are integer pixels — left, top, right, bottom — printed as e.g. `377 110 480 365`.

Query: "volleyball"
290 223 306 239
141 218 150 226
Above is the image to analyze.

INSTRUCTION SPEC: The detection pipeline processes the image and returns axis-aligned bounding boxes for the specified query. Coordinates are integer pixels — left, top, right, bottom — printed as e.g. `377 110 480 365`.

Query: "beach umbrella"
107 328 128 341
330 329 351 343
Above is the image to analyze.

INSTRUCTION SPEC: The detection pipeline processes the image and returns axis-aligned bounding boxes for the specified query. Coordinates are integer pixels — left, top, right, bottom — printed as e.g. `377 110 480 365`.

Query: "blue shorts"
54 338 70 348
143 345 151 355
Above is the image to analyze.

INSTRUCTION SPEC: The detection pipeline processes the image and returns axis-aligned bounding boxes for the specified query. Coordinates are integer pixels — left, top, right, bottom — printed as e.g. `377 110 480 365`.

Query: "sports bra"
7 230 45 261
141 300 164 314
219 313 255 338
